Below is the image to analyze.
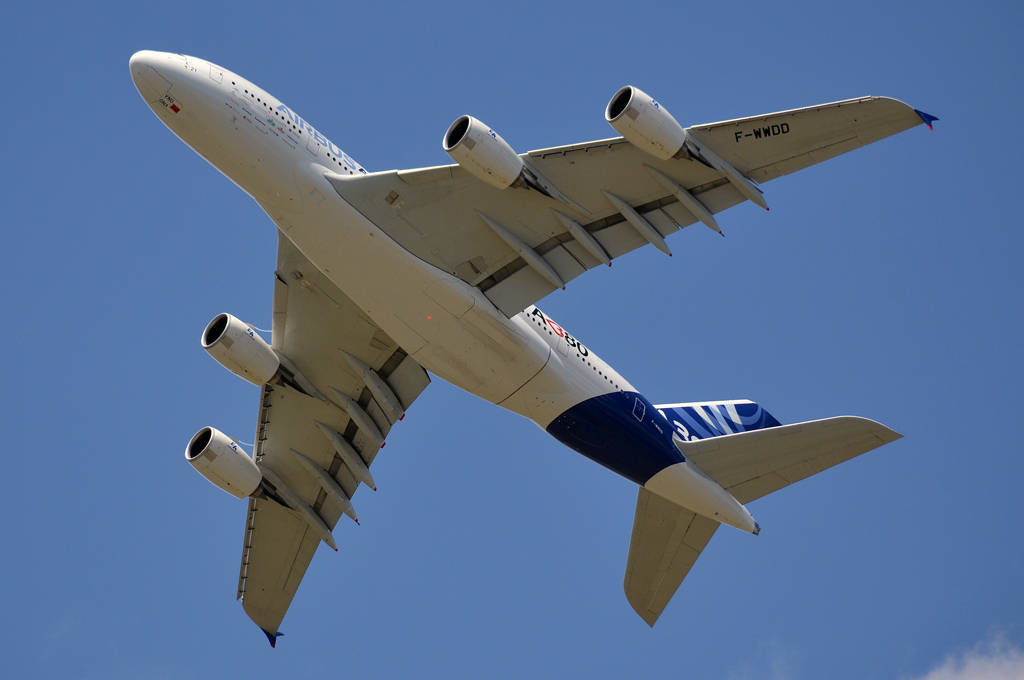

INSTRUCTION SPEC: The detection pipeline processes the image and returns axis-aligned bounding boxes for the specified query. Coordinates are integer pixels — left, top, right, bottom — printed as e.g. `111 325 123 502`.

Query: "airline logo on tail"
657 400 781 442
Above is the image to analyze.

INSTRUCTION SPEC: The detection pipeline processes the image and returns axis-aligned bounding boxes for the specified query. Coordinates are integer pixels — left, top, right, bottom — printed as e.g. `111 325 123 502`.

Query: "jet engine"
605 86 689 161
202 313 280 386
443 115 525 189
185 426 263 498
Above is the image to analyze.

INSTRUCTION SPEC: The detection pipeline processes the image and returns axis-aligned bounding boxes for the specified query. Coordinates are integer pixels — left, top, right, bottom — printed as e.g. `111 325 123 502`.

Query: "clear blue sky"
2 1 1022 678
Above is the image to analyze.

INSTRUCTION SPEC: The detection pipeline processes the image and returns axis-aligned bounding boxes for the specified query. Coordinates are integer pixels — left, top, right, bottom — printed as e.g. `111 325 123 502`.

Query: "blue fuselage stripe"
545 391 684 485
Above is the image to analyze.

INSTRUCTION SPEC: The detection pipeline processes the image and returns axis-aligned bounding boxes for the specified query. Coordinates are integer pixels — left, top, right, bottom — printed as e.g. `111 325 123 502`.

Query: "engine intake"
605 86 688 161
202 313 281 386
185 426 263 498
443 115 525 189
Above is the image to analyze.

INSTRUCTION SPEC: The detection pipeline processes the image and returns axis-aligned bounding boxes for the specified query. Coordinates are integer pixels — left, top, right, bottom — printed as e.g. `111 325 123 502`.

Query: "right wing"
237 232 431 639
327 96 926 317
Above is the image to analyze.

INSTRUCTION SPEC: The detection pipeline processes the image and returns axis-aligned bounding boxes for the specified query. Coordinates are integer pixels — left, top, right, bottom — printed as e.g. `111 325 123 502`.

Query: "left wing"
326 96 927 316
237 232 431 640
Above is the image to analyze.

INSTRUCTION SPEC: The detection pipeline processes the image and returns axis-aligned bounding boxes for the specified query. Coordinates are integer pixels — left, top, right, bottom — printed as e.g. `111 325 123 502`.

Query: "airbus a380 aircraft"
130 50 935 646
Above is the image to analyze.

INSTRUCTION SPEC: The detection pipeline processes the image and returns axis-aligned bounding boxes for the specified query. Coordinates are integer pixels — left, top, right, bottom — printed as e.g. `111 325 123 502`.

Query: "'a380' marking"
531 308 589 357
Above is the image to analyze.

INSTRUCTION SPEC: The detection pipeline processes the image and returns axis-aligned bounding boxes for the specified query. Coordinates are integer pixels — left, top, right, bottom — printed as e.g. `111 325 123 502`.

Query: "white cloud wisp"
910 635 1024 680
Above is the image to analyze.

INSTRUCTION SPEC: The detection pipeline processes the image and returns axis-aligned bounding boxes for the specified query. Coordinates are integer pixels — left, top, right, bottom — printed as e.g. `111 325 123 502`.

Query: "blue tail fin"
655 400 781 442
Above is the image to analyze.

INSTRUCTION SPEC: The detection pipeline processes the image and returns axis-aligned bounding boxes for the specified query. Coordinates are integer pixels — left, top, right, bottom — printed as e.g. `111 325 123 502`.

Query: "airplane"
129 50 935 647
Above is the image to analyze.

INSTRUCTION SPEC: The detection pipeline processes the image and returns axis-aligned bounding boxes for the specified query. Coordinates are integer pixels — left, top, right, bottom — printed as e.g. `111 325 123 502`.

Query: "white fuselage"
134 50 763 534
129 51 629 429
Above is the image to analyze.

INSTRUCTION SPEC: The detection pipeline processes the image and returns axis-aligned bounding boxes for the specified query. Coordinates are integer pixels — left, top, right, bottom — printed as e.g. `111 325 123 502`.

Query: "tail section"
676 415 902 504
625 401 902 626
656 399 781 441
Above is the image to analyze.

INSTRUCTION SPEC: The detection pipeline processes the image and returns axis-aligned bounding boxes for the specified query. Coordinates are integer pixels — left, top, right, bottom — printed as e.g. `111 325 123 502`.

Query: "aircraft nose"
129 50 174 104
129 50 165 77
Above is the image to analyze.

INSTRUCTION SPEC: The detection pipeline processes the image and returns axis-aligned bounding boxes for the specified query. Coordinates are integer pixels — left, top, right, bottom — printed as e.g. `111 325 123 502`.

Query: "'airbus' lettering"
276 104 367 173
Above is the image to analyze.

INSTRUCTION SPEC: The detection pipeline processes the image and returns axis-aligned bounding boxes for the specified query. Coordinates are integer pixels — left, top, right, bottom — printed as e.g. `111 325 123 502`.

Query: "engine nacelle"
605 86 687 161
443 115 525 189
202 313 280 386
185 426 263 498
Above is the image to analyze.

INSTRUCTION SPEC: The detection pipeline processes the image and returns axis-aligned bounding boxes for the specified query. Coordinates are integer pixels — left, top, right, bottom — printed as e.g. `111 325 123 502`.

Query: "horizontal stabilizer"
676 416 902 504
624 488 719 626
623 411 902 625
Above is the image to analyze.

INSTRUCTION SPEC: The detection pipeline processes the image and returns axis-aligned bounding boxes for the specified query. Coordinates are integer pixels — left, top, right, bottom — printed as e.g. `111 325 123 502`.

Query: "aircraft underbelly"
148 57 651 437
150 61 558 409
266 165 551 405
